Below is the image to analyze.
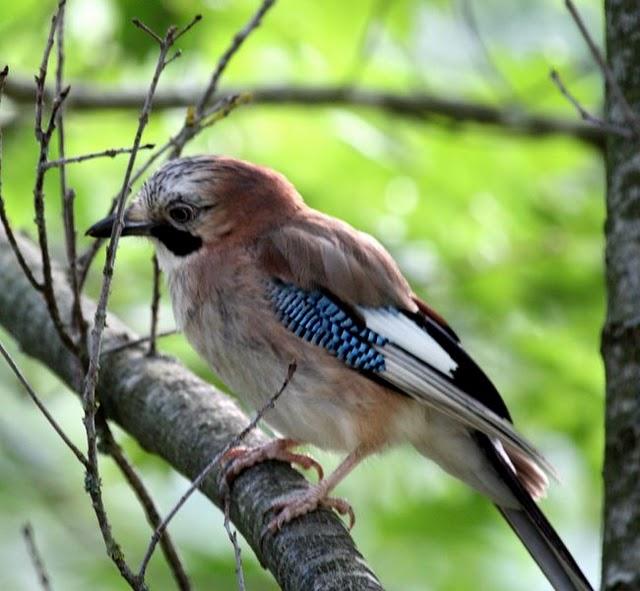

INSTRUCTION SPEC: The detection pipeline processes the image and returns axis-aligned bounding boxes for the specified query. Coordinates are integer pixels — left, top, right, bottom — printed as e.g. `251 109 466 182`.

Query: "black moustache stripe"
150 224 203 257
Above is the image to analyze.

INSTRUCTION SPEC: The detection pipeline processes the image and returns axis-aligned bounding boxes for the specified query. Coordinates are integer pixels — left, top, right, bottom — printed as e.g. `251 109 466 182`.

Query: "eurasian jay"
88 155 592 591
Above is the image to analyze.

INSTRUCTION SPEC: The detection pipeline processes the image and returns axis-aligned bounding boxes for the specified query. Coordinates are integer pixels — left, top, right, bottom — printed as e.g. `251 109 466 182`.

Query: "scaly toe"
280 451 324 481
264 489 356 533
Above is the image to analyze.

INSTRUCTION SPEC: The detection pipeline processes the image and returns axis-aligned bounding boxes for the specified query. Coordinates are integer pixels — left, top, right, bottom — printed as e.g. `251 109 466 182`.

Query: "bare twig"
224 498 247 591
175 14 203 41
137 361 297 581
129 93 248 192
550 69 632 138
195 0 275 115
101 329 178 356
0 339 88 467
80 20 187 591
97 419 192 591
54 3 86 346
45 144 155 169
564 0 640 136
32 0 79 356
131 19 163 45
147 255 161 356
165 0 277 161
34 1 65 134
0 66 44 291
458 0 518 101
22 523 53 591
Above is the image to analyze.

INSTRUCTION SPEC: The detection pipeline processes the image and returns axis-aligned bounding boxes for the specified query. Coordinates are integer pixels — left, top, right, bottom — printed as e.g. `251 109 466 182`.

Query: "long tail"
475 434 593 591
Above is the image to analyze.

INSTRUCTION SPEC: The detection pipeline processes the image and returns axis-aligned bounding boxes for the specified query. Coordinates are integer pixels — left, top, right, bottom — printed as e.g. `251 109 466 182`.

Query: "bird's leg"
220 438 324 495
265 446 367 533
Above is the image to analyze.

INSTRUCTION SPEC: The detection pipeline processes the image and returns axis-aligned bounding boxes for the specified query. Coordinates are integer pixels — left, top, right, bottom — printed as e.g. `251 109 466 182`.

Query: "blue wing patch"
268 282 388 372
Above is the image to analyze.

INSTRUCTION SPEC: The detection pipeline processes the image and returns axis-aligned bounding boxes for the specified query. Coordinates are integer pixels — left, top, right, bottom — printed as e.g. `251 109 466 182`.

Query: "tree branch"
3 76 606 148
0 226 384 591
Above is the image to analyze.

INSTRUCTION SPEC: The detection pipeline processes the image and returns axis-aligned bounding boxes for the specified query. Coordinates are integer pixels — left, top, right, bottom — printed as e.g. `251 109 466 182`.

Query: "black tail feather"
474 433 593 591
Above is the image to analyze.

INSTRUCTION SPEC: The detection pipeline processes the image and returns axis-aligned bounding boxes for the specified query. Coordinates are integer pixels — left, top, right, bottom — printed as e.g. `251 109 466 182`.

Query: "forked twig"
54 1 86 346
550 69 632 138
564 0 640 135
32 0 79 356
195 0 275 116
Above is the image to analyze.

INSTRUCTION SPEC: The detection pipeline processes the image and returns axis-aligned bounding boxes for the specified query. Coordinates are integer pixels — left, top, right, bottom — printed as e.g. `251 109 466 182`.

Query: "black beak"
85 214 154 238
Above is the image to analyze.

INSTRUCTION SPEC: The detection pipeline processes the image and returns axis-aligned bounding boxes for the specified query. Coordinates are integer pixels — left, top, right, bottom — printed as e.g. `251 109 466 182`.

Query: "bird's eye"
168 204 195 224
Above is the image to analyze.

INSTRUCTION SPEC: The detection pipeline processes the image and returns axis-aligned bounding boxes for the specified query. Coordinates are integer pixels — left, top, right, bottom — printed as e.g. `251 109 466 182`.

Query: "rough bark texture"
0 229 384 591
601 2 640 590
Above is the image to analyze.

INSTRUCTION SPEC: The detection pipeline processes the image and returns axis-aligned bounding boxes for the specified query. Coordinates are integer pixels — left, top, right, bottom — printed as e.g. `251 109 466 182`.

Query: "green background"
0 0 603 589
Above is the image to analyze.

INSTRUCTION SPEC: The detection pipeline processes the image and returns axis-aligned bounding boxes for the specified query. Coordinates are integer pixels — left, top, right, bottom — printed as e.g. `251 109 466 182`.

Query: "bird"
87 155 593 591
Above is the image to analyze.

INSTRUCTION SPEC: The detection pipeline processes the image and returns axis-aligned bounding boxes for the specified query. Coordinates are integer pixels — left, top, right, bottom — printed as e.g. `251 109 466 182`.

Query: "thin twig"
101 329 178 356
45 144 155 169
137 361 297 580
195 0 275 115
97 418 192 591
175 14 203 40
32 0 79 356
22 523 53 591
131 19 163 45
165 0 276 160
564 0 640 136
80 20 186 591
0 66 43 290
147 255 161 356
458 0 518 101
34 1 65 134
224 498 246 591
0 339 88 467
131 93 248 190
550 69 632 138
54 3 86 347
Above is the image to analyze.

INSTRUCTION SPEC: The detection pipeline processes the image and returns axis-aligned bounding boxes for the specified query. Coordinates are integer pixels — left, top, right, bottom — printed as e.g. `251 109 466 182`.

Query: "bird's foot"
265 483 355 533
219 438 324 495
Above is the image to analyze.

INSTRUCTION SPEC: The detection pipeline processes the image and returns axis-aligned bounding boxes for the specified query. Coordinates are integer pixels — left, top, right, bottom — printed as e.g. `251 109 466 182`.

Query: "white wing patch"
360 307 458 376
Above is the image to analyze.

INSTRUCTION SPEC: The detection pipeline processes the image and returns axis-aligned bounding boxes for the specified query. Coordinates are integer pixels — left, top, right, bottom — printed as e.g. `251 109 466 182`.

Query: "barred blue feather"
268 282 388 372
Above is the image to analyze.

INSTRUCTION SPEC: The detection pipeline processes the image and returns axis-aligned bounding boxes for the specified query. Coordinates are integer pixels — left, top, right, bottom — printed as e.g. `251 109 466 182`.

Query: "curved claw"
218 438 324 498
319 496 355 530
262 487 356 533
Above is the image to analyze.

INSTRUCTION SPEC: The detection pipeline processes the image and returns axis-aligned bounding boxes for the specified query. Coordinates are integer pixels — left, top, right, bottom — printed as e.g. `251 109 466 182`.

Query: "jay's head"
86 155 303 265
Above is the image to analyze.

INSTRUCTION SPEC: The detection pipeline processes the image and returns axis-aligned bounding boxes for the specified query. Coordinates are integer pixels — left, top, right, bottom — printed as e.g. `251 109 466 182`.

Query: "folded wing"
259 212 553 477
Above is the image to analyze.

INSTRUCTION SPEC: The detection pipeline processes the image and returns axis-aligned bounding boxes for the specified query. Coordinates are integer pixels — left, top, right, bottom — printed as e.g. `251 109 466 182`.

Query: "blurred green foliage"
0 0 603 589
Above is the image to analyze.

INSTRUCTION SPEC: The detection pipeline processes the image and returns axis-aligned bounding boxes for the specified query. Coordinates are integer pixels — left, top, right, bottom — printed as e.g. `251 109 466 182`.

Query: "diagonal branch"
0 338 88 467
0 224 384 591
